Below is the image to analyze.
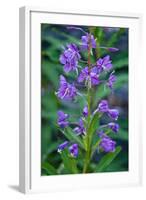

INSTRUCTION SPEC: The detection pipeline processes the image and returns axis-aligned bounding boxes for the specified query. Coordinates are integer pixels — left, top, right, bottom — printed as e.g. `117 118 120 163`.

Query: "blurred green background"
41 24 128 175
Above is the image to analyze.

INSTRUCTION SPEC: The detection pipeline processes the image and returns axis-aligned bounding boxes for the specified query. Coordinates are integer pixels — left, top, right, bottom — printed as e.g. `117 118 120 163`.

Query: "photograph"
41 24 129 175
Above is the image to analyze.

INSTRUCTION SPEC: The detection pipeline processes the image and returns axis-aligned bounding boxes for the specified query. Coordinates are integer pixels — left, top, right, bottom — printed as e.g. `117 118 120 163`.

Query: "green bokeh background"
41 24 128 175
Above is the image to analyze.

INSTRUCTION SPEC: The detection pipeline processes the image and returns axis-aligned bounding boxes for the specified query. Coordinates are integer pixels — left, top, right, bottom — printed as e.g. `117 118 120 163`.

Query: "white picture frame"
19 6 142 194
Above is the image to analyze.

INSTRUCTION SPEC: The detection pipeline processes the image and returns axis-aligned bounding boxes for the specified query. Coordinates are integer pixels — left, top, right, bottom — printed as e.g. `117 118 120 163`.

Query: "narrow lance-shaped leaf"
113 57 128 69
61 149 78 174
91 129 111 156
87 112 100 146
42 162 57 175
63 127 85 150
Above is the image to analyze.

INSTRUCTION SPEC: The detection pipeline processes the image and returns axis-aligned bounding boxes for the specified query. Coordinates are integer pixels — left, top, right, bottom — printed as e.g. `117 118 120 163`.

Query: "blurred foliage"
41 24 128 175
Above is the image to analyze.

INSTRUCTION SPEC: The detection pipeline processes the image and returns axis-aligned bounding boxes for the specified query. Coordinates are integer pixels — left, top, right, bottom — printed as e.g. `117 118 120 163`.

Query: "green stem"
87 87 91 117
83 29 102 172
83 145 91 173
83 33 92 173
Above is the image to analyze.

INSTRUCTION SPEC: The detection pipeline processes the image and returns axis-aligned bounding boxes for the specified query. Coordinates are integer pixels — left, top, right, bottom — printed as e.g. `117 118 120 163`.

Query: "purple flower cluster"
57 75 77 100
69 143 78 157
97 130 117 152
78 67 100 86
57 111 69 128
74 118 86 135
81 33 96 50
97 100 119 120
108 122 119 133
100 135 116 152
108 109 119 120
96 120 119 153
83 105 88 117
60 44 81 73
58 141 69 152
56 27 120 158
107 71 116 89
95 100 120 152
58 141 78 157
96 55 113 73
98 100 109 113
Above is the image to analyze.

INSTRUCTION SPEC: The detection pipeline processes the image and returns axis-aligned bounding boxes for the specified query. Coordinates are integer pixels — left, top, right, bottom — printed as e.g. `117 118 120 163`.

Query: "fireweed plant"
55 27 122 174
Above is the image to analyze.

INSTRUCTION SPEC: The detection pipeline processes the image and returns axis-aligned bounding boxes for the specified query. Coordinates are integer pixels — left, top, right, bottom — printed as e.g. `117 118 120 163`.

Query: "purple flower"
58 141 69 152
107 71 116 89
68 43 80 53
100 136 116 152
90 71 100 85
96 100 119 121
108 122 119 133
78 67 100 86
108 109 119 120
96 55 113 73
99 46 119 52
74 118 85 135
57 75 77 100
98 100 109 113
59 43 81 73
69 143 78 157
97 130 105 138
107 47 119 52
81 34 96 50
57 111 69 128
83 106 88 117
78 67 89 82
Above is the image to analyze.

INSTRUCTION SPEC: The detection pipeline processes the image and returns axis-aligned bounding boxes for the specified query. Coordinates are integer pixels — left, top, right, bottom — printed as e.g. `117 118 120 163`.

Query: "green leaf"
93 73 128 103
107 28 125 47
111 129 128 141
42 61 59 87
88 113 99 133
63 127 85 150
83 112 100 160
42 162 57 175
95 146 122 172
91 139 100 156
61 149 78 174
113 58 128 69
91 130 111 156
87 113 100 144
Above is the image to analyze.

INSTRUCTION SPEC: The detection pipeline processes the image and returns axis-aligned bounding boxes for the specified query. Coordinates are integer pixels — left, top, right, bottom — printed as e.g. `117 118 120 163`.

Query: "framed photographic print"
19 7 142 193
